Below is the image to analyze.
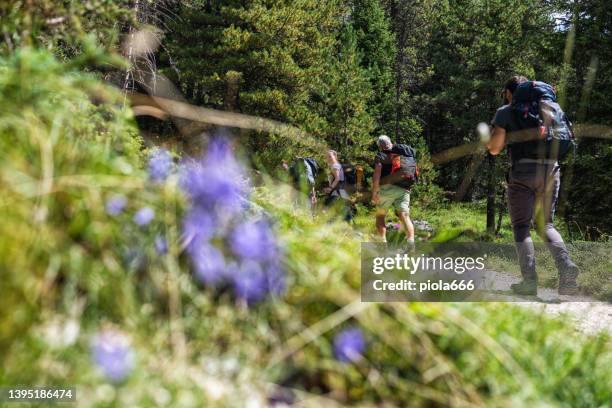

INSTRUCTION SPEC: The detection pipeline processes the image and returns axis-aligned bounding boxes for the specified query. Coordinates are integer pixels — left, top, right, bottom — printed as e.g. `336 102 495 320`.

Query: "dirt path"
482 270 612 335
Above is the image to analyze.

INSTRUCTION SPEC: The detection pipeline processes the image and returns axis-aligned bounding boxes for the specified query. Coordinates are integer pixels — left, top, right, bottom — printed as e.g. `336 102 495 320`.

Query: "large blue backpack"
509 81 575 161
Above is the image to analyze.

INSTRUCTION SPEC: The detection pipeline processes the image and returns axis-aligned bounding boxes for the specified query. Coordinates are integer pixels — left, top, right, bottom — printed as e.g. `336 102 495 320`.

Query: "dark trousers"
506 161 573 280
324 193 354 223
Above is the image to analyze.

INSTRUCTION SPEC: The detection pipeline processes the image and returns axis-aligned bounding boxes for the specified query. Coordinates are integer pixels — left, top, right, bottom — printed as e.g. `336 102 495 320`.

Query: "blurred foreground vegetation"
0 48 611 408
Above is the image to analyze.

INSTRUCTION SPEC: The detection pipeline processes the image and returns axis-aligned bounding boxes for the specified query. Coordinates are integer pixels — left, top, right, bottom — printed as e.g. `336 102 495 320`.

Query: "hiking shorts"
377 184 410 213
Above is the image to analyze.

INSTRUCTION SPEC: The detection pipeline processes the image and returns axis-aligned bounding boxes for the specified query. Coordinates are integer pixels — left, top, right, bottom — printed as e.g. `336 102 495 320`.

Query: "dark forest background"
2 0 610 238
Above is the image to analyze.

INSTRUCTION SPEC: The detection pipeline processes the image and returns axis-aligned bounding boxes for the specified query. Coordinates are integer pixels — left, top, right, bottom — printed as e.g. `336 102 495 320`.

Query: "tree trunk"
486 153 496 234
495 186 505 235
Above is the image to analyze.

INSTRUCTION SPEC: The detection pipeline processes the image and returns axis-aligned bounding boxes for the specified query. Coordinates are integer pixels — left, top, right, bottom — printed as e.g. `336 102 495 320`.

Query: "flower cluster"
148 148 173 183
413 220 434 233
91 329 135 382
386 221 434 232
105 148 171 227
103 149 178 266
180 137 285 304
386 222 402 231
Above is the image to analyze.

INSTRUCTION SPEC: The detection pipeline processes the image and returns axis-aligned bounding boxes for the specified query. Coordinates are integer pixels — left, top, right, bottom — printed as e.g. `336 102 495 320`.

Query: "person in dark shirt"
486 75 579 296
371 135 415 244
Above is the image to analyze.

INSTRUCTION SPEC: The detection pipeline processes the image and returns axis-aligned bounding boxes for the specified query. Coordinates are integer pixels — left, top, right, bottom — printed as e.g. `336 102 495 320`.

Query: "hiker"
288 157 318 210
371 135 417 244
323 150 353 222
486 75 579 295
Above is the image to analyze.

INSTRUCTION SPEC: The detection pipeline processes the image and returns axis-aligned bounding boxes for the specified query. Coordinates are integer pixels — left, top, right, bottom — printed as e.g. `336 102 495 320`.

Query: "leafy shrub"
0 1 134 57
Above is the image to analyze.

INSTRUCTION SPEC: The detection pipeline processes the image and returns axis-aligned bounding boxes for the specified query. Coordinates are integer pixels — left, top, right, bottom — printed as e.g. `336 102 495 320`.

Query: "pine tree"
384 0 435 142
160 0 341 124
550 0 612 238
349 0 396 134
411 0 555 193
320 24 374 158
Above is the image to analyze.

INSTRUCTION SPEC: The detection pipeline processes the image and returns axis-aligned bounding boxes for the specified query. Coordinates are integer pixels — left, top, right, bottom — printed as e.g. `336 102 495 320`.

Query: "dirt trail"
482 270 611 335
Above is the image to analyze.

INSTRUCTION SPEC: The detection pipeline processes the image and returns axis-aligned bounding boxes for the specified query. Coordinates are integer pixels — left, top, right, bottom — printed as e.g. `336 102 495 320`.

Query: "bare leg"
375 210 387 242
396 210 415 242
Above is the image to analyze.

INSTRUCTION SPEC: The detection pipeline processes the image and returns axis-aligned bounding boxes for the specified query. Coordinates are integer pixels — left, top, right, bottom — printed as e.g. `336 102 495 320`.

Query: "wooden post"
356 165 364 191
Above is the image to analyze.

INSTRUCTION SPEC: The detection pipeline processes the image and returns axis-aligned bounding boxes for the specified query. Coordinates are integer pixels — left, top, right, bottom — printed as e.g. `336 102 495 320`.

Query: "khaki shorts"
377 184 410 213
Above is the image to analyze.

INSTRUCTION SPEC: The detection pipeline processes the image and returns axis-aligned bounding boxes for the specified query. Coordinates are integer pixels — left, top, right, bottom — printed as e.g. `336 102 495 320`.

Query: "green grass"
352 197 611 300
352 199 515 241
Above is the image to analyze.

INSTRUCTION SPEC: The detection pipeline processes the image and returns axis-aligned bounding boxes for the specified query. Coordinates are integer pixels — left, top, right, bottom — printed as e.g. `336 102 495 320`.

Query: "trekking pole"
310 191 317 219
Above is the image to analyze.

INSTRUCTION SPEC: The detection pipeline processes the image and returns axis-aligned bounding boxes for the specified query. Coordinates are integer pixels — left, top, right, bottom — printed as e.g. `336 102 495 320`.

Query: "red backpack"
380 144 419 189
389 153 419 189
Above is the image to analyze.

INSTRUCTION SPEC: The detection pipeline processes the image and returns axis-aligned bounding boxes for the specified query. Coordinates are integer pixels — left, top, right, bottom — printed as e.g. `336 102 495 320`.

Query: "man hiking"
287 156 318 213
487 75 580 295
371 135 417 245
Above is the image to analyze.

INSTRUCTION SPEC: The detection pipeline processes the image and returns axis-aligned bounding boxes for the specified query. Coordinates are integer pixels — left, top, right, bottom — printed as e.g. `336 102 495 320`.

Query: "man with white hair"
371 135 416 244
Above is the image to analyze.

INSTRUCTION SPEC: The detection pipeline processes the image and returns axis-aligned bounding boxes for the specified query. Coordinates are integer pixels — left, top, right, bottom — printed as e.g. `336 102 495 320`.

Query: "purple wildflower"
178 136 287 303
233 261 269 304
232 259 286 304
192 243 226 285
91 329 135 382
414 220 434 232
265 263 287 297
134 207 154 226
106 195 127 216
148 148 173 182
179 138 246 213
229 219 277 261
333 327 366 363
154 235 168 254
182 208 216 252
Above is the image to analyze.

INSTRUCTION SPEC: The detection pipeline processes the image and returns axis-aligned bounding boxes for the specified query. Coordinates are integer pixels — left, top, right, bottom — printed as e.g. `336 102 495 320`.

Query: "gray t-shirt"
491 104 557 163
330 162 345 183
329 162 348 197
491 104 521 133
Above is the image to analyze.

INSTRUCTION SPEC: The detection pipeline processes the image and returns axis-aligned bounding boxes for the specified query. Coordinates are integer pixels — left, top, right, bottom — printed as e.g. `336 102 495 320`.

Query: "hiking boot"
510 279 537 296
558 263 580 295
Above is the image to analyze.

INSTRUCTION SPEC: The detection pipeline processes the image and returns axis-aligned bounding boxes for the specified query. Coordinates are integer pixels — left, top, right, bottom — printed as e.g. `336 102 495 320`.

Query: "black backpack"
509 81 575 161
289 157 320 188
381 145 419 189
341 164 357 193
